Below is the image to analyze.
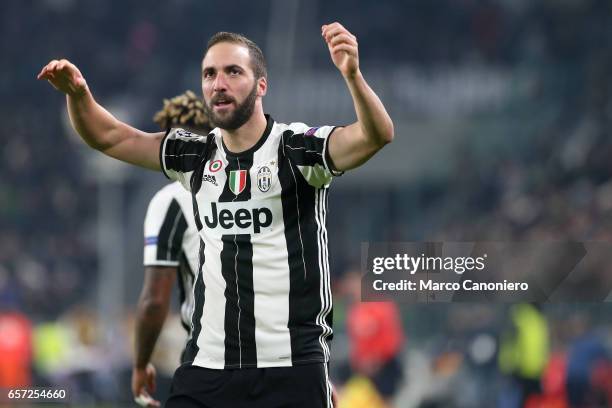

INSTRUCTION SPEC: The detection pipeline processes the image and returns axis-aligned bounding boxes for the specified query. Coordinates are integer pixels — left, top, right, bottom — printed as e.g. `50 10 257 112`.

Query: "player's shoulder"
273 121 335 141
272 121 337 148
273 121 311 135
166 127 211 143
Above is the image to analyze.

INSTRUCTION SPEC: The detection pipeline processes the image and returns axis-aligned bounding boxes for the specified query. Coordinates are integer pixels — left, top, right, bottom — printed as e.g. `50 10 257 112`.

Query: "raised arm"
321 23 394 172
38 59 163 170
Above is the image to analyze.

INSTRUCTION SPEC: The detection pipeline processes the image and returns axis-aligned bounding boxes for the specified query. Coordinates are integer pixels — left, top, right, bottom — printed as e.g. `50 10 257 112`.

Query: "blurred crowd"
1 302 610 407
2 0 612 406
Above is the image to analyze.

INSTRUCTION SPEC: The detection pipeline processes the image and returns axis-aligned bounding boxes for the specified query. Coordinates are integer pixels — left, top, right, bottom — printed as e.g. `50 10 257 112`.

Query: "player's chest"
197 153 281 199
193 153 285 236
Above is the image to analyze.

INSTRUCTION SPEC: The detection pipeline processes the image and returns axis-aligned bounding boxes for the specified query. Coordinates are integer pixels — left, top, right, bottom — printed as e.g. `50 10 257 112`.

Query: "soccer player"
38 22 394 407
132 91 212 407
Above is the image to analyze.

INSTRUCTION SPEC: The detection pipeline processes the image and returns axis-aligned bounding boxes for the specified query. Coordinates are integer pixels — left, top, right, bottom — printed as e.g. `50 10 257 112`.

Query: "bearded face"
204 81 258 131
201 42 265 132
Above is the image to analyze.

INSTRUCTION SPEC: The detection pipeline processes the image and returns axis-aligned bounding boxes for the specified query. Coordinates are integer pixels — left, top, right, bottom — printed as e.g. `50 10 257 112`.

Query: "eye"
203 70 214 79
230 68 241 76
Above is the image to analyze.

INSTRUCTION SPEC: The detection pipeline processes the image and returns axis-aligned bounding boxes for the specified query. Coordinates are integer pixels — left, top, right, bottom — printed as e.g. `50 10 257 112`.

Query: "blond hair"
153 90 212 133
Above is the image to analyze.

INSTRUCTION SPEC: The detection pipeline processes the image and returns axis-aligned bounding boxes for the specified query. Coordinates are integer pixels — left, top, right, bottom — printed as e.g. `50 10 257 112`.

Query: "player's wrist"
133 361 149 371
67 82 89 98
342 68 362 82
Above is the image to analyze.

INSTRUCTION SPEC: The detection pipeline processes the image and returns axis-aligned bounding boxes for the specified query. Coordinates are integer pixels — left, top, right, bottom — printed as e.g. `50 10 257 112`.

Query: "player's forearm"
66 89 130 152
38 58 162 170
134 299 169 369
344 70 394 147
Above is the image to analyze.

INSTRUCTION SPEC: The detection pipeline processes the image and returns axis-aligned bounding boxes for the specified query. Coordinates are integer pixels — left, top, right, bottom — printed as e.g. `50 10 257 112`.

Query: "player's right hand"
37 59 88 96
131 363 160 407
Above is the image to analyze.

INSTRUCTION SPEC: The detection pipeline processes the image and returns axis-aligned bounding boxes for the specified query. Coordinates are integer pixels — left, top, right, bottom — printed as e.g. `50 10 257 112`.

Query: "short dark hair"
206 32 267 80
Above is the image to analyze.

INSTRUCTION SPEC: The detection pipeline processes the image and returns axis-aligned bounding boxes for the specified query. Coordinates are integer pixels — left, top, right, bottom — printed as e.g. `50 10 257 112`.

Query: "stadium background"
1 0 611 406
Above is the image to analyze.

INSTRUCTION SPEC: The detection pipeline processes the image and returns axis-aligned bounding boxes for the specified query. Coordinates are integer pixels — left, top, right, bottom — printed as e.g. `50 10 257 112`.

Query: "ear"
257 76 267 97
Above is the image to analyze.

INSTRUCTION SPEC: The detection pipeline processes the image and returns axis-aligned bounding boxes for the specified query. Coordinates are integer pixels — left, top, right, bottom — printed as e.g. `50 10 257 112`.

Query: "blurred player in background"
498 303 550 408
564 312 611 408
39 21 393 407
132 91 212 407
338 270 405 408
0 311 32 389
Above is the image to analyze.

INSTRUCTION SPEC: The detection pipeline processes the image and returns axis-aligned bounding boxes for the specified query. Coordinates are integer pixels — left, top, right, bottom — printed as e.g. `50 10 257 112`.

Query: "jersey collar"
221 114 274 158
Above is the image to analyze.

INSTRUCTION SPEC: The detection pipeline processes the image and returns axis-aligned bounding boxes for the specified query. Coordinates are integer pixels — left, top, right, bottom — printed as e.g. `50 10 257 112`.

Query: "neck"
220 106 267 154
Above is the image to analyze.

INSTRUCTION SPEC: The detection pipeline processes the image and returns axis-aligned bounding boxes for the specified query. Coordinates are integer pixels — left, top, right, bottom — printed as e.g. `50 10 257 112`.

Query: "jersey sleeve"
160 128 209 191
283 125 343 188
143 190 189 267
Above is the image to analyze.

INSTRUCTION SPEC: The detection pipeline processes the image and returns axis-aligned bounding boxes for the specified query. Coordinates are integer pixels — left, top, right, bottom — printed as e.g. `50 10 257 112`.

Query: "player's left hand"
132 363 160 407
322 22 359 79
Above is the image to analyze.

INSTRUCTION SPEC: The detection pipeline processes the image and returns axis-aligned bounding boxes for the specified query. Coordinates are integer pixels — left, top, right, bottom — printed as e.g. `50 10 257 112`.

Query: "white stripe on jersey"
251 144 292 366
193 236 227 369
315 188 333 361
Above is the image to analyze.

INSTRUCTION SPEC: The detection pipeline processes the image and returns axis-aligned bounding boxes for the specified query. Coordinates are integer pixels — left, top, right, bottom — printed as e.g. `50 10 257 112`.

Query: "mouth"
212 96 235 110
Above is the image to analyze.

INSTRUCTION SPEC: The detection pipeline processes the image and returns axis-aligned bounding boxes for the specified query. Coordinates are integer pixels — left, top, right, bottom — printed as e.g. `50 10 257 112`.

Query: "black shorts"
166 362 334 408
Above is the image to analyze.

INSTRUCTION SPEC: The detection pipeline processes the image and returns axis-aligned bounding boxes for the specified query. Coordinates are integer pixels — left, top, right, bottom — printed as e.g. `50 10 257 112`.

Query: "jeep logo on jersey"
204 202 272 233
257 166 272 192
229 170 248 195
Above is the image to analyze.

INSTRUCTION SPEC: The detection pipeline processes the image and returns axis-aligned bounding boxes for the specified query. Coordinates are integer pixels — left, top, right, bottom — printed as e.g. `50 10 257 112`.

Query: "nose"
213 72 228 92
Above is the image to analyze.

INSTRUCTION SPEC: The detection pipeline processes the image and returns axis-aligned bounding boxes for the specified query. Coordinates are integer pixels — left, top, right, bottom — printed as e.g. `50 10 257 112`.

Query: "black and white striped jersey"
160 115 341 369
143 182 199 335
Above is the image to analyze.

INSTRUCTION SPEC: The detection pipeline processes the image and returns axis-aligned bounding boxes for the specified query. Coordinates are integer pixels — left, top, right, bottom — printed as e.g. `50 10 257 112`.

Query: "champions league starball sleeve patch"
305 127 320 136
145 236 158 246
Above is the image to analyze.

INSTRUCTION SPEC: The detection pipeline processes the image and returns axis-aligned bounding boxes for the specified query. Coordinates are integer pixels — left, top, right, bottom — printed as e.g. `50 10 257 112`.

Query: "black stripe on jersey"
177 252 194 332
163 137 207 175
278 137 327 364
283 131 327 167
184 238 206 363
156 199 188 262
219 154 257 368
220 235 256 368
